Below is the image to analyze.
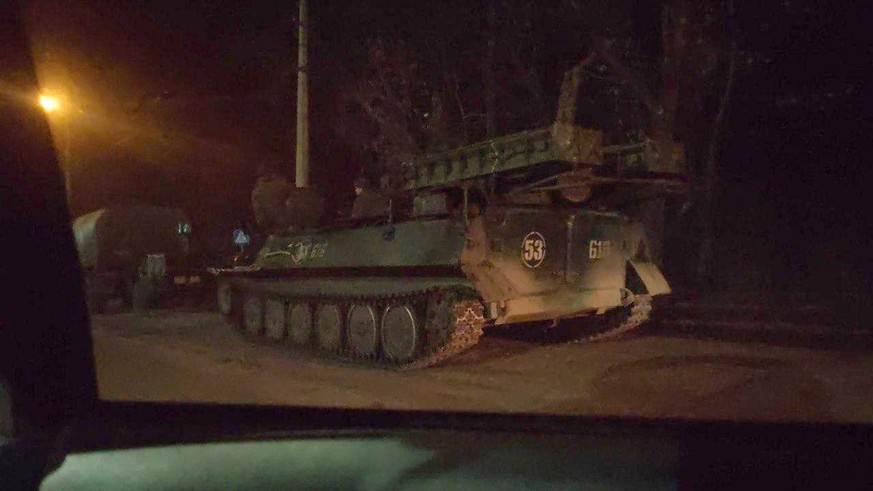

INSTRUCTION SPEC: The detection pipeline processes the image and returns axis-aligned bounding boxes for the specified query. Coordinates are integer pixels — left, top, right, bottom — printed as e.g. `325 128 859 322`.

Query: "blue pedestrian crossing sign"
233 229 251 248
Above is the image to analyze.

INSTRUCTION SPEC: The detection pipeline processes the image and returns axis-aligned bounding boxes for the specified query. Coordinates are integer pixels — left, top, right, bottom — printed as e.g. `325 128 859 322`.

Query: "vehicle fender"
628 260 670 296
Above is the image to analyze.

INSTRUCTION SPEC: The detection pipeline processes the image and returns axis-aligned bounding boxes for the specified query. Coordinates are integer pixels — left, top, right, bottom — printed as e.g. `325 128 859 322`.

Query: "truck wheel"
132 278 157 311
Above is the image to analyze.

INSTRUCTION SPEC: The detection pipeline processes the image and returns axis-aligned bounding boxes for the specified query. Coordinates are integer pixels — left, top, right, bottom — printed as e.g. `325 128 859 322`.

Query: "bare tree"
344 39 430 171
341 37 471 182
493 0 551 131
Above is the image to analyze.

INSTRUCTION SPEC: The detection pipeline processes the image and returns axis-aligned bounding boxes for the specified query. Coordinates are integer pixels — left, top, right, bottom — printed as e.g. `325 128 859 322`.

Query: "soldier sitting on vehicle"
350 177 390 220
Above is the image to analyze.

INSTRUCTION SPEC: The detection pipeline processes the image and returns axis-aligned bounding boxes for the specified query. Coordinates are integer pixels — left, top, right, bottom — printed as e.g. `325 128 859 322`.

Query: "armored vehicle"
212 58 686 368
73 205 198 311
211 140 685 367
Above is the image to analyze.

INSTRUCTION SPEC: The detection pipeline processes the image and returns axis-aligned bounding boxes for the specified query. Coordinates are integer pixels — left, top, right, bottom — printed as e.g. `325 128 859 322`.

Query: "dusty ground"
91 303 873 424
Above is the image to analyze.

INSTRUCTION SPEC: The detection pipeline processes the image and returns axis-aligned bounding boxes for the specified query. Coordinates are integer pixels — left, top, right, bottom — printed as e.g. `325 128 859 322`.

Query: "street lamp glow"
39 95 60 113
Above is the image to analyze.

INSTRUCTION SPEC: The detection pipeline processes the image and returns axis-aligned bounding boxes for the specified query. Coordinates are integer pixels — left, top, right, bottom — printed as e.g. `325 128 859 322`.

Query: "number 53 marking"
521 232 546 268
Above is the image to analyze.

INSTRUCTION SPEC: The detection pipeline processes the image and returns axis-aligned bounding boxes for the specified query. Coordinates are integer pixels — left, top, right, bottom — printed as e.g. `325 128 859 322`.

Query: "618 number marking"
588 240 611 260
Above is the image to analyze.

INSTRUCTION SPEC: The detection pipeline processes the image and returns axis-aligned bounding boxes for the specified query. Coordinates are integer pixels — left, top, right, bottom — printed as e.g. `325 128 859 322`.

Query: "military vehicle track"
224 284 485 369
226 281 652 368
572 294 653 343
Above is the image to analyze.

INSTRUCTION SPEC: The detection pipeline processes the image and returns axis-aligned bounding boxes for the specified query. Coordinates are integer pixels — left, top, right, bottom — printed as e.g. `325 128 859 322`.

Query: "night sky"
20 0 870 296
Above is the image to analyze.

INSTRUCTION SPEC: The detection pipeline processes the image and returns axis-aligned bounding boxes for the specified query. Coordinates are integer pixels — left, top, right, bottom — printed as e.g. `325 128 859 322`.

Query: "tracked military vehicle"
211 57 687 368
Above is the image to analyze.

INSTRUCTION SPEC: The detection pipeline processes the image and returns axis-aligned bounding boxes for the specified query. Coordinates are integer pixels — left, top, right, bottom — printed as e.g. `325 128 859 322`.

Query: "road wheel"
382 304 420 362
131 277 157 312
264 299 286 340
217 282 233 317
287 303 312 345
347 304 378 357
315 304 343 352
243 294 264 336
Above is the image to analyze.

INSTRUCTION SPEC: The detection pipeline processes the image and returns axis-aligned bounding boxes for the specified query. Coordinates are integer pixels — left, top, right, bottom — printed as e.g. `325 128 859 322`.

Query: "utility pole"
295 0 309 188
484 0 497 138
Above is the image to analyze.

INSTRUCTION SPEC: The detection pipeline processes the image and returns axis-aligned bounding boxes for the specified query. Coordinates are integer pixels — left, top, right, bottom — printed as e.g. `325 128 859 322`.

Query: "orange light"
39 95 60 113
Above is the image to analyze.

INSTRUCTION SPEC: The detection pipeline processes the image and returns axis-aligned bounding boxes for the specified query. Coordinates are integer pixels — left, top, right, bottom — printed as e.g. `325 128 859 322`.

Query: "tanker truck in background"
72 204 202 312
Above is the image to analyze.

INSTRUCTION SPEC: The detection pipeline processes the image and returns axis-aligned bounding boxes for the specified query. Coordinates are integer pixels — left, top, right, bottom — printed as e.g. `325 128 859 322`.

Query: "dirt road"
91 309 873 423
